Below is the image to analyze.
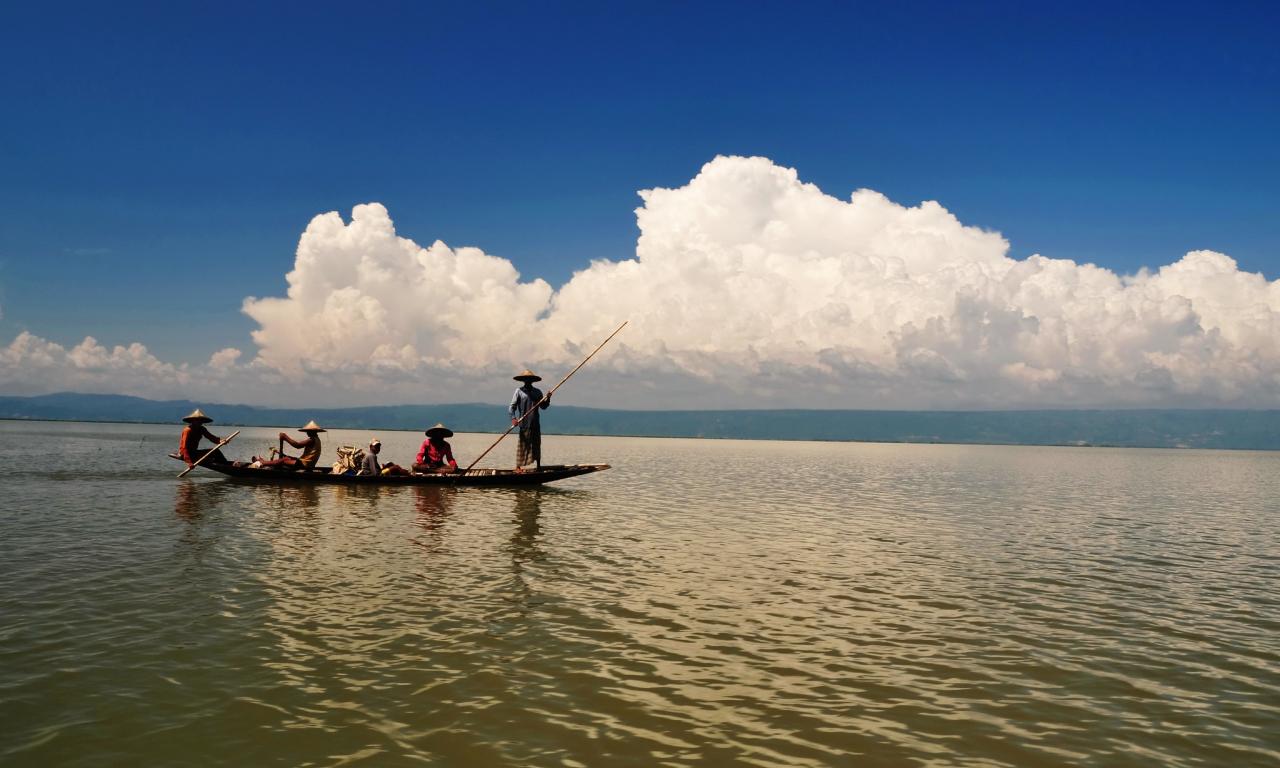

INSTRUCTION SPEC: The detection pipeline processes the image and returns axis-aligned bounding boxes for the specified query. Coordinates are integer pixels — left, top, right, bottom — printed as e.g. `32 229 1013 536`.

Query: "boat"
169 453 609 486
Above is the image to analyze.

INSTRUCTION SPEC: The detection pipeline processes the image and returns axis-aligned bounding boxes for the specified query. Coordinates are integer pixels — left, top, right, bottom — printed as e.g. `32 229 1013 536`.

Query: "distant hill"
1 392 1278 450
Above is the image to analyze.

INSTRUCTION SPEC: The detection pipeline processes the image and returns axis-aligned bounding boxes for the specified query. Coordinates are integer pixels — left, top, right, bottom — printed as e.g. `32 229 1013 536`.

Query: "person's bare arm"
279 432 308 449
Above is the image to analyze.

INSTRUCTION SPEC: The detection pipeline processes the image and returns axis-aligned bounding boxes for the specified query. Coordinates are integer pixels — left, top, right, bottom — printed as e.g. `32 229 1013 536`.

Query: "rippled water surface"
1 421 1278 767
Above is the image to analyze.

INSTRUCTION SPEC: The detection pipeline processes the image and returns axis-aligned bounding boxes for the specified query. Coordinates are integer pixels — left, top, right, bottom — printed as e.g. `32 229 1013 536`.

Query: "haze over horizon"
2 3 1277 410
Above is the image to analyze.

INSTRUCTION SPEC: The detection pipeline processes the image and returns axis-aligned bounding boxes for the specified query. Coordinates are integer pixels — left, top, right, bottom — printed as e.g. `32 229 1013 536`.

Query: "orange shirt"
179 424 216 462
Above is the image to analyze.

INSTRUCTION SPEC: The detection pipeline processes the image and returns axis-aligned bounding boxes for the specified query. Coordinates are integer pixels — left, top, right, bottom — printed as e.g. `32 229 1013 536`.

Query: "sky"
0 1 1277 409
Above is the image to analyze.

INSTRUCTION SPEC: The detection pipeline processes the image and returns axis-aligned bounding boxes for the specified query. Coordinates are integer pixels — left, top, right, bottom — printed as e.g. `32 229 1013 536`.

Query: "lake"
1 421 1277 767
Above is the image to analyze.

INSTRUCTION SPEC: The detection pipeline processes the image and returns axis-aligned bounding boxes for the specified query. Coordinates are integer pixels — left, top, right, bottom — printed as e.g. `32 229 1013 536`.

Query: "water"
0 421 1277 767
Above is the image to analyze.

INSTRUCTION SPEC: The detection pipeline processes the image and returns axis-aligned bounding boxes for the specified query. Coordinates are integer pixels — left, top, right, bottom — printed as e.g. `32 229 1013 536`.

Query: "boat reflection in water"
331 482 393 522
173 478 240 521
412 486 456 552
508 489 545 570
500 489 553 618
173 480 205 523
171 480 226 563
250 481 322 515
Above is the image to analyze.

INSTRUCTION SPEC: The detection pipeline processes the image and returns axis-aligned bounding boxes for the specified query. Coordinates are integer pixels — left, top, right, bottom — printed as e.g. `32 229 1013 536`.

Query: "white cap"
369 438 381 447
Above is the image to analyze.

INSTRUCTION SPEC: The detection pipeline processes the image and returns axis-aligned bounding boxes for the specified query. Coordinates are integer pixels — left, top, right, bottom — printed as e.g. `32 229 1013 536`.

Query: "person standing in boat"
414 424 459 474
255 420 325 470
509 369 550 471
178 409 228 466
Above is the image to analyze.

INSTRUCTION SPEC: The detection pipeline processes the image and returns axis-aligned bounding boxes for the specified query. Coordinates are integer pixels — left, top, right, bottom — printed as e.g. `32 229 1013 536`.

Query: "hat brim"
513 375 542 382
425 427 454 438
182 416 212 424
300 427 327 433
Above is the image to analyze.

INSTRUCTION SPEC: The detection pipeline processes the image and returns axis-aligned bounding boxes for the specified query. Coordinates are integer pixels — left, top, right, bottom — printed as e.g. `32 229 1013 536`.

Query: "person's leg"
531 425 542 469
256 456 299 470
192 448 227 464
516 430 532 471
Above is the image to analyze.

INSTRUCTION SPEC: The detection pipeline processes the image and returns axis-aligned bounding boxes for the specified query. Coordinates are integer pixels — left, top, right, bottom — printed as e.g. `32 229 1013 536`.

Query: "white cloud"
242 203 553 377
3 155 1279 408
0 332 191 397
208 347 243 368
0 334 282 403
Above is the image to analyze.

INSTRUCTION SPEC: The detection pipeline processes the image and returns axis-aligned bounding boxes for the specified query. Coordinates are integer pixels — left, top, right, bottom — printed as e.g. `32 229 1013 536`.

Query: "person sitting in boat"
361 438 409 476
255 420 325 470
178 408 228 466
413 423 459 474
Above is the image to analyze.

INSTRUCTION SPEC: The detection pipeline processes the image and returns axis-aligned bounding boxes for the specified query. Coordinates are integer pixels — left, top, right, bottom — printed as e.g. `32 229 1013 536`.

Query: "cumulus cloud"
234 155 1280 408
0 333 285 403
208 347 243 368
3 155 1278 408
242 203 554 377
0 332 191 397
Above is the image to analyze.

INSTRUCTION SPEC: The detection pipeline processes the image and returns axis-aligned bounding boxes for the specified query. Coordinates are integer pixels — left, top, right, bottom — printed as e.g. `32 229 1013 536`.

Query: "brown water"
0 421 1277 767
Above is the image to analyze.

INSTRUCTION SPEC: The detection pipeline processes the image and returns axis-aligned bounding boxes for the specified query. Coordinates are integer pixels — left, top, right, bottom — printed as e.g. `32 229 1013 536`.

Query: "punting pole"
465 321 628 472
176 430 241 478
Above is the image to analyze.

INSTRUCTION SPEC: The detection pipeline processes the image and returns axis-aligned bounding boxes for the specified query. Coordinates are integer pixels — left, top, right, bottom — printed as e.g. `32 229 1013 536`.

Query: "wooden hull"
171 454 609 486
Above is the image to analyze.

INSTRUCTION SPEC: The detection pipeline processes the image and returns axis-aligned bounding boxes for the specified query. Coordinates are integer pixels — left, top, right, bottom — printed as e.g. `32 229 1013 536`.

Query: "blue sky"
1 1 1277 408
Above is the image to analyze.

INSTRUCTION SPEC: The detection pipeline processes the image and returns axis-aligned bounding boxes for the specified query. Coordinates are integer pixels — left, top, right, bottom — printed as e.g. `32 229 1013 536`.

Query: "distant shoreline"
5 393 1280 450
0 415 1116 448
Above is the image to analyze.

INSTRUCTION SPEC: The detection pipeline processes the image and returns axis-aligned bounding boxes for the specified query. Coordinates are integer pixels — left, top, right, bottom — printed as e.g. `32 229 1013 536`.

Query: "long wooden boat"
170 453 609 486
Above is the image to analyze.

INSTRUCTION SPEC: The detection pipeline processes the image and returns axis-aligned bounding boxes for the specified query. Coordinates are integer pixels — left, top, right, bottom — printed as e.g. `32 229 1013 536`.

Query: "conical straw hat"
299 419 326 433
425 423 454 438
513 369 542 382
182 408 212 423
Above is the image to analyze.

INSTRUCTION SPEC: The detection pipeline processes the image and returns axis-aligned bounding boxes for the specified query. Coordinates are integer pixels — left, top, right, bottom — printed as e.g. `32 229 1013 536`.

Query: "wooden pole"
176 430 240 478
465 321 627 472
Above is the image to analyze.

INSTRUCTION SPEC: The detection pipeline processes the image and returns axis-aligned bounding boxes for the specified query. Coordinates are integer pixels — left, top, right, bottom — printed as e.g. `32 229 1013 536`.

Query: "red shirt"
416 439 457 469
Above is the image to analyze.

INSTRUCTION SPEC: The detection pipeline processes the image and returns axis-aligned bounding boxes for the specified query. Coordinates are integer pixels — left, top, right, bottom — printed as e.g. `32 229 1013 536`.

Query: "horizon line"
5 392 1280 414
